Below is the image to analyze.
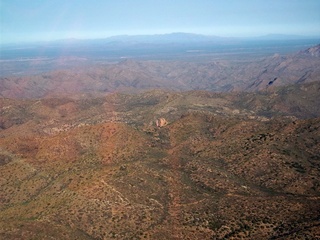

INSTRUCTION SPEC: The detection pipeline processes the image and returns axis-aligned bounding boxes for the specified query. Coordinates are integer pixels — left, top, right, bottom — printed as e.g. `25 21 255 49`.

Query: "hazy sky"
1 0 320 43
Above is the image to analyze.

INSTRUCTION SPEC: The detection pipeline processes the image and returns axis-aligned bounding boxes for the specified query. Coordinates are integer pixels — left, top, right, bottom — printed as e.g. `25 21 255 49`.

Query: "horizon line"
2 32 320 45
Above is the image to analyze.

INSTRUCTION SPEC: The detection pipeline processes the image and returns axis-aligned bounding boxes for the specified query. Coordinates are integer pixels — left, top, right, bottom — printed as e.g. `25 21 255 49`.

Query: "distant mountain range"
2 32 319 48
45 33 320 48
103 33 230 44
105 33 320 43
1 44 319 98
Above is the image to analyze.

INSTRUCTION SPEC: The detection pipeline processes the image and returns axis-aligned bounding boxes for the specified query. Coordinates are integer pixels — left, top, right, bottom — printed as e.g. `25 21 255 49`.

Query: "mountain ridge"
3 32 320 46
1 44 319 98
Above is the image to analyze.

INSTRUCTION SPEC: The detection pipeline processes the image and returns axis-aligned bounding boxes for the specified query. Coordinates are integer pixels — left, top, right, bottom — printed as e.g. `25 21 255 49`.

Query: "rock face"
156 118 168 127
300 44 320 57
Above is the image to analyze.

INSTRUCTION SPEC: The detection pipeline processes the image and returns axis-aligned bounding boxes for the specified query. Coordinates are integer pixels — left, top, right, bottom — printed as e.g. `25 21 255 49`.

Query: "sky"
1 0 320 43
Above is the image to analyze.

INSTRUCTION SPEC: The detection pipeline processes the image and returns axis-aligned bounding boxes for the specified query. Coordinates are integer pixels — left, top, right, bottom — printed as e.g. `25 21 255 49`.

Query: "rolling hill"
0 81 320 239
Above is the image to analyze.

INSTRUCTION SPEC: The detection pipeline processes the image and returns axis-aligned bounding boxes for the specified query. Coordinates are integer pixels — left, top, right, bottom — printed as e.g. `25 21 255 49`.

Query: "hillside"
0 82 320 239
0 44 319 98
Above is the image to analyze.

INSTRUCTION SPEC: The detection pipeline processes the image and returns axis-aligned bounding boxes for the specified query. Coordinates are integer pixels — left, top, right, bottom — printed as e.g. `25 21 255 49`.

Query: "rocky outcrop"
156 118 168 127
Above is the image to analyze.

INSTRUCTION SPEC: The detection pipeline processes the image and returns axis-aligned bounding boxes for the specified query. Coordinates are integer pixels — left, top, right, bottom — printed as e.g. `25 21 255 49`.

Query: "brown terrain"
0 44 320 239
0 45 319 98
